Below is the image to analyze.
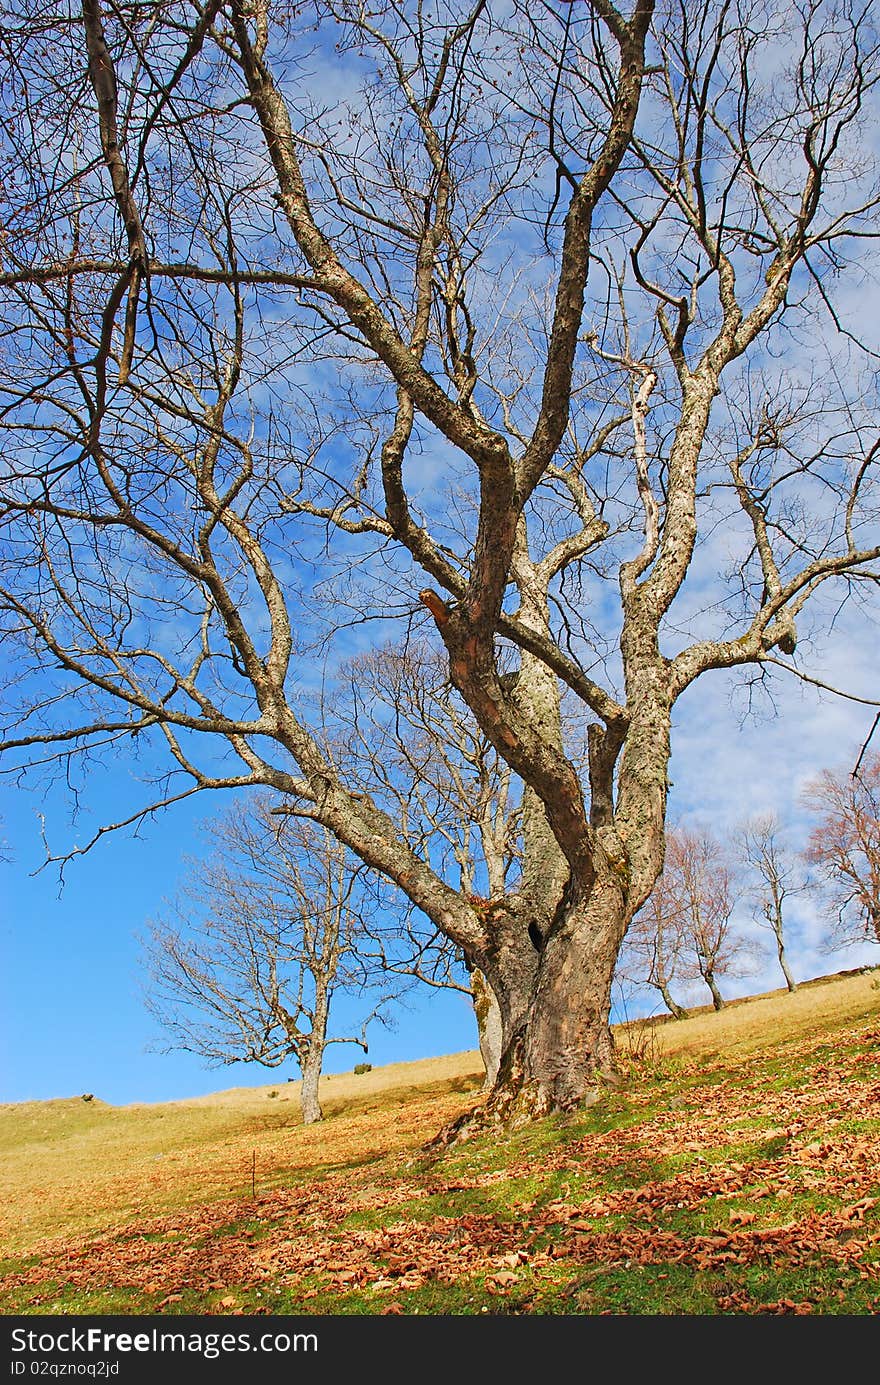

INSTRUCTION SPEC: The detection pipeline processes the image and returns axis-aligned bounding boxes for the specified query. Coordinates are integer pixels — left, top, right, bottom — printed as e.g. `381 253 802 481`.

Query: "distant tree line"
618 753 880 1018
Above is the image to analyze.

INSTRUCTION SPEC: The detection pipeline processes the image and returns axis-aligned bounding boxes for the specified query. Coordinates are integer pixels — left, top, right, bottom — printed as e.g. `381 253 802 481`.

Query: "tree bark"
777 941 797 993
518 871 627 1114
298 985 330 1125
658 982 688 1019
470 967 503 1089
299 1047 324 1124
435 869 631 1142
705 971 725 1011
457 558 589 1114
441 599 672 1132
472 911 540 1066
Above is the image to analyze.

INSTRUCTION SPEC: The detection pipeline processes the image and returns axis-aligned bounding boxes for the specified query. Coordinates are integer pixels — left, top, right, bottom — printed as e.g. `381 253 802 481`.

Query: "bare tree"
334 640 524 1084
619 865 690 1018
2 0 880 1129
144 797 401 1123
667 827 759 1011
803 754 880 949
737 812 801 991
623 826 757 1013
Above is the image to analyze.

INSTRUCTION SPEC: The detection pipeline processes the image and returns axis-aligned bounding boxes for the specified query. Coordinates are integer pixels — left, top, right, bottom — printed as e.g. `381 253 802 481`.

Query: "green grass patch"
3 971 880 1315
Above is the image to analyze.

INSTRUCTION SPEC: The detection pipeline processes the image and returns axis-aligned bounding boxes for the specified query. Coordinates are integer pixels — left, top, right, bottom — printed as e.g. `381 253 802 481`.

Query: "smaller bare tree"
144 797 403 1124
619 867 690 1020
803 754 880 950
332 640 527 1086
737 813 802 992
666 828 758 1012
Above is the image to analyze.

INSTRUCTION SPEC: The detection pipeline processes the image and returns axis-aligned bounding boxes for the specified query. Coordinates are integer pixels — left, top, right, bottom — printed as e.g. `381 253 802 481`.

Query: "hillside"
2 968 879 1315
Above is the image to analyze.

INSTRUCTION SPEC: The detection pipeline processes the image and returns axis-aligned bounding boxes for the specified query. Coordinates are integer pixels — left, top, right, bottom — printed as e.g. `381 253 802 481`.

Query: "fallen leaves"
728 1211 757 1227
716 1290 816 1315
4 1015 880 1314
485 1271 519 1292
842 1198 877 1222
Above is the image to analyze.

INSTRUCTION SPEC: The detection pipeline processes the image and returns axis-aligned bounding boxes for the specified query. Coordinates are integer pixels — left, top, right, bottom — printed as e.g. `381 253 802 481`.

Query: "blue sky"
0 774 479 1105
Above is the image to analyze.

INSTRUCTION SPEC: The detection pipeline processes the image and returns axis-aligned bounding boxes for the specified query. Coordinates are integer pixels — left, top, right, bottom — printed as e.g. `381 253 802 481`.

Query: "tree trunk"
438 872 630 1141
428 564 670 1143
705 971 725 1011
777 941 797 993
437 654 671 1136
658 981 688 1019
470 967 503 1088
299 1047 324 1124
474 913 540 1063
519 873 627 1113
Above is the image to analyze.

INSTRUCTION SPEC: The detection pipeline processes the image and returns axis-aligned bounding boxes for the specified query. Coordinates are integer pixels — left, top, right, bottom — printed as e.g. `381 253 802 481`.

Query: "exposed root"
421 1031 623 1154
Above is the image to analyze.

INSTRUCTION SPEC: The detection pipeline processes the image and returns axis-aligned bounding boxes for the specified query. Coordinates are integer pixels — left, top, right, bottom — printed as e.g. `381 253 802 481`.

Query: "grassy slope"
2 968 879 1316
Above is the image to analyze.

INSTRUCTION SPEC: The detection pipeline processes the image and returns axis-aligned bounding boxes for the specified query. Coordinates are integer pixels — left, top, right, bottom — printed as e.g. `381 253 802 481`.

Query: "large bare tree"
2 0 879 1127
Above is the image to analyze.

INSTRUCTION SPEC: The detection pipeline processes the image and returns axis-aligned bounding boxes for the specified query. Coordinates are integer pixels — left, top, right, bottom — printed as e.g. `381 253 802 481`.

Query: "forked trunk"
517 873 627 1117
428 569 670 1144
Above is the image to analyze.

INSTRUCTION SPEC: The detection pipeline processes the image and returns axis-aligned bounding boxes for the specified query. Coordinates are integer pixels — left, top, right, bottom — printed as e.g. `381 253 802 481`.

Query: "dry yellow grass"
2 969 877 1259
0 1053 482 1256
616 967 880 1061
184 1050 482 1110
